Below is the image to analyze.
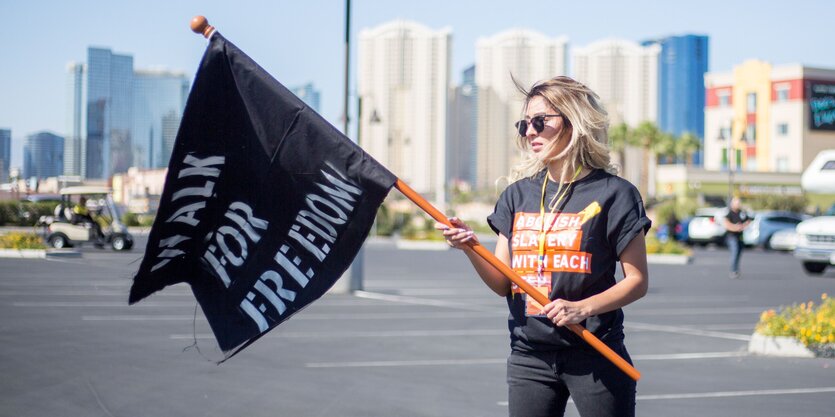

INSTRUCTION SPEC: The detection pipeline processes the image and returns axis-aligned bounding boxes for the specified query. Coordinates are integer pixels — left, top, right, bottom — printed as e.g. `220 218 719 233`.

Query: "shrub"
645 234 690 255
746 194 808 213
139 215 156 227
756 294 835 347
0 201 59 226
122 212 140 227
0 232 46 249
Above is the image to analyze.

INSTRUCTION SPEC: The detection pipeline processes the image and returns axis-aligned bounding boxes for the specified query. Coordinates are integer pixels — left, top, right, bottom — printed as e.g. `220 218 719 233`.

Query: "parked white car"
795 215 835 275
768 229 799 251
796 150 835 275
687 207 727 246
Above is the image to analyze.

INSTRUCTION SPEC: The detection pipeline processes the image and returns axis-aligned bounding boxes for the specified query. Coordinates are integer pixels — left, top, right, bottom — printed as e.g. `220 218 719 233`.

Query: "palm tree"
676 132 702 167
630 121 665 198
608 123 630 173
655 132 678 165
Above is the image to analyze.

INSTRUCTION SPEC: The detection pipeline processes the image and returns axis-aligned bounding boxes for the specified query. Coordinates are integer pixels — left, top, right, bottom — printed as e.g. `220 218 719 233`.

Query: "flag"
129 32 396 359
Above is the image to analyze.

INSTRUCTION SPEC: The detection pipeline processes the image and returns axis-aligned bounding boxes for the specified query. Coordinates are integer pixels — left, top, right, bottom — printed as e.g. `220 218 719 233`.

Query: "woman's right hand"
435 217 478 250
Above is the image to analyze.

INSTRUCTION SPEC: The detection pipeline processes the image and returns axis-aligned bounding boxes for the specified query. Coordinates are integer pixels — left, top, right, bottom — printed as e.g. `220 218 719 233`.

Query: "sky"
2 0 834 169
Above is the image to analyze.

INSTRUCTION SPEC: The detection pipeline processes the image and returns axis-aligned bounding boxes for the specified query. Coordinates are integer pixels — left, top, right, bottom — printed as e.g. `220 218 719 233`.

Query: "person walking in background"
437 76 649 417
723 197 751 279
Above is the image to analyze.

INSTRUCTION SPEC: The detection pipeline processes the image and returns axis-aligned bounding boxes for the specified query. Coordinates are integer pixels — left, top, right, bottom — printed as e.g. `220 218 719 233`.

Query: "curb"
395 240 450 251
0 248 82 259
647 253 692 265
747 332 815 358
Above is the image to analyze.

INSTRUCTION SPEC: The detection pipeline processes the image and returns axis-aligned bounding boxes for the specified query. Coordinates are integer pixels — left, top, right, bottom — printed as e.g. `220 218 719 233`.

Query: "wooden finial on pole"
190 15 215 38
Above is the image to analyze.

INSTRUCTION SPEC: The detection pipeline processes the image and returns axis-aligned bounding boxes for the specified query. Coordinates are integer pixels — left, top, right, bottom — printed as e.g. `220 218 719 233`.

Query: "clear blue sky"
2 0 833 169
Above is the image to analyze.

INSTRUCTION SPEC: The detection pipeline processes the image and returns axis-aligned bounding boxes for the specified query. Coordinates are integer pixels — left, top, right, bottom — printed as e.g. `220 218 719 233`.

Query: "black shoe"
94 242 105 249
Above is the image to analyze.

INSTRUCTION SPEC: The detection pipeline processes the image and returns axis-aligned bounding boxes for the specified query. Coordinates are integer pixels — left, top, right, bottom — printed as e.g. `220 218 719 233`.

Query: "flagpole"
394 179 641 381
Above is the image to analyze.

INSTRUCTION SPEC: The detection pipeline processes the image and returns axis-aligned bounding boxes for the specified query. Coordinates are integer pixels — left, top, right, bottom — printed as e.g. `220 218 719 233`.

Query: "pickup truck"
794 207 835 275
797 150 835 275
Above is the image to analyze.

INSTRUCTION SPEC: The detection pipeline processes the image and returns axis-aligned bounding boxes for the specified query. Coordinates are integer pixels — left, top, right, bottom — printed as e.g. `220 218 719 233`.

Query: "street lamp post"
721 119 747 205
727 130 734 205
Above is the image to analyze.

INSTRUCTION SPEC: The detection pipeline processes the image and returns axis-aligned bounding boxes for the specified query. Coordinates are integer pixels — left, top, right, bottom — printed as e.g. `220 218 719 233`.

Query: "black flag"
129 32 396 358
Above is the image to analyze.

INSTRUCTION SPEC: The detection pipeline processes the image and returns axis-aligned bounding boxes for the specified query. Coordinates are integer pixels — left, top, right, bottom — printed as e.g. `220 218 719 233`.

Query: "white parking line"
83 311 507 321
305 351 747 368
640 295 751 303
14 301 197 307
169 328 507 340
627 322 752 341
84 315 200 321
354 290 496 311
0 281 133 287
307 358 507 368
632 351 748 360
625 307 767 316
497 386 835 405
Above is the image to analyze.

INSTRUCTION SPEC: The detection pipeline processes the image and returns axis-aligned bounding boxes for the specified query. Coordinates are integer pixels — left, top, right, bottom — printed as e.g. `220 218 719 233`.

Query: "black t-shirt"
725 209 750 236
487 169 651 352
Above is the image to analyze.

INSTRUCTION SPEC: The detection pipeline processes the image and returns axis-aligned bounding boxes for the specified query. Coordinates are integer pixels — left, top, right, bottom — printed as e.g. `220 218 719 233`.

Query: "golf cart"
37 186 134 251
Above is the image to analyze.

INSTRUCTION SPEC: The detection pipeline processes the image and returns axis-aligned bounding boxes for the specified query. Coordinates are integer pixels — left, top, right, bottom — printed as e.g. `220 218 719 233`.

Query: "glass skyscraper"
65 62 86 177
86 47 134 179
291 83 321 113
133 70 189 168
24 132 64 179
447 65 477 186
643 34 709 165
0 128 11 183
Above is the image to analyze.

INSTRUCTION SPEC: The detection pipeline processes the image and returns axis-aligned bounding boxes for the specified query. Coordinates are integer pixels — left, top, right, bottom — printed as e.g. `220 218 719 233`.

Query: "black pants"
507 344 636 417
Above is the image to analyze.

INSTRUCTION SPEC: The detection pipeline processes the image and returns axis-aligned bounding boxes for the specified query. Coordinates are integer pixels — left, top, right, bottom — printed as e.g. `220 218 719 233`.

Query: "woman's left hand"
541 299 592 327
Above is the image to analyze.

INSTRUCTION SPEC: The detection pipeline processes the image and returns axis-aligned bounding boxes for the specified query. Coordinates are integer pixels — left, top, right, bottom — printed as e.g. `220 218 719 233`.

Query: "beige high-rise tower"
573 39 660 127
475 30 568 189
573 39 660 194
358 20 451 207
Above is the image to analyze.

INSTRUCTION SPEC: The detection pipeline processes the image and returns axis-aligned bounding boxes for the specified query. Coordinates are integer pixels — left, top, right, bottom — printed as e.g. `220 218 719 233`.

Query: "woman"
437 76 649 417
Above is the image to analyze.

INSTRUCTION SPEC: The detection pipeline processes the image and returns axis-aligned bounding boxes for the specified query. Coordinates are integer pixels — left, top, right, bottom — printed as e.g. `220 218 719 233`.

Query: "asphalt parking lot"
1 238 833 417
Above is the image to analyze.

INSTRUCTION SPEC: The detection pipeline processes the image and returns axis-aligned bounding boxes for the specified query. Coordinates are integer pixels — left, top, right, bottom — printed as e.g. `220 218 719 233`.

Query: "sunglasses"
515 114 563 137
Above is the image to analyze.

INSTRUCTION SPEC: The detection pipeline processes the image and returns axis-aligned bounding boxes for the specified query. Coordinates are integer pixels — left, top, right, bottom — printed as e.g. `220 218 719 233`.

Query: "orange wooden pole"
190 15 215 38
394 179 641 381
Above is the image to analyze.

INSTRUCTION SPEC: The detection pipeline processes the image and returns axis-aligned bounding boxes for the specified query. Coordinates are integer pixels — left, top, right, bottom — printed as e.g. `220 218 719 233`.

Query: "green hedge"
0 201 60 226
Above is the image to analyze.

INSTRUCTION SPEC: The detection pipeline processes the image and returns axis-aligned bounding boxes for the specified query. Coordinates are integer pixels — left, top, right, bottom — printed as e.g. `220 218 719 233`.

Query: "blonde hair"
510 76 616 183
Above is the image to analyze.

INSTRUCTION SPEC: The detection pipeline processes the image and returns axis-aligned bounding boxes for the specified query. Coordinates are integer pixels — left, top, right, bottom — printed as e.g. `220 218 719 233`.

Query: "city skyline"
2 1 835 170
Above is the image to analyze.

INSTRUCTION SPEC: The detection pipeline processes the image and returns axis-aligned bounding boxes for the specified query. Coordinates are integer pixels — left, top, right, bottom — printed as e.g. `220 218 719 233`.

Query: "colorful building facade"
705 61 835 174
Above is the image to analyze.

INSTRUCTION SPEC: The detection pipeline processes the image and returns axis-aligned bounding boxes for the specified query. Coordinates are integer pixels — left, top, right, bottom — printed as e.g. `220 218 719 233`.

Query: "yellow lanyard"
537 166 582 277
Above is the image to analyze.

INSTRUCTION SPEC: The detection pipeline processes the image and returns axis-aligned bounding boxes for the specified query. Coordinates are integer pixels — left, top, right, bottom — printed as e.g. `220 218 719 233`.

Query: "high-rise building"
358 20 451 206
704 61 835 173
447 65 478 187
24 132 64 179
65 62 86 177
160 111 181 167
133 70 189 169
86 47 134 179
475 30 568 189
291 83 321 113
0 129 10 183
573 39 660 127
643 34 709 165
574 39 660 193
